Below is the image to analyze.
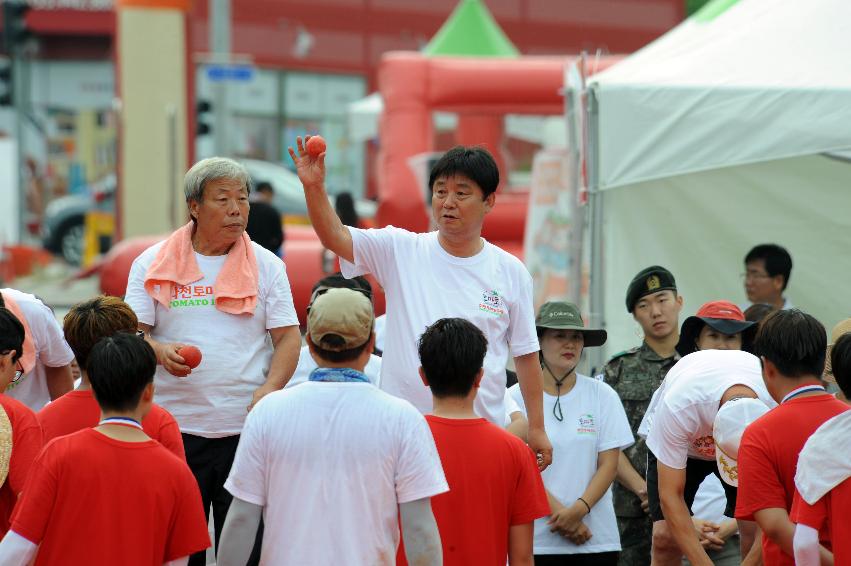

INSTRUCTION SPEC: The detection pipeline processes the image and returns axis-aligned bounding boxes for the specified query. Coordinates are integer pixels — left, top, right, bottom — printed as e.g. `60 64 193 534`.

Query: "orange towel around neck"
1 292 36 374
143 222 259 316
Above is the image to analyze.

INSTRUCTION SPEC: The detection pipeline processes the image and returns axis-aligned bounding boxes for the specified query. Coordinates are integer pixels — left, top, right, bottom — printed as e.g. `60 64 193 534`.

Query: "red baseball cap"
676 300 757 356
695 300 746 321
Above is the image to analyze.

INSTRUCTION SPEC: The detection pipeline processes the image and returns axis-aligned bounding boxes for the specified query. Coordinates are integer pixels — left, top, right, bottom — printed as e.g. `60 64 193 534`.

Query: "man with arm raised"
289 139 552 468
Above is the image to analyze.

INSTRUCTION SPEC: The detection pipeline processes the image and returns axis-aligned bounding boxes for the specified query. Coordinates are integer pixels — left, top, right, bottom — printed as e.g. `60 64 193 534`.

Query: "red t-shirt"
398 416 549 566
37 389 185 460
0 395 43 536
12 428 210 565
735 394 849 566
791 480 851 566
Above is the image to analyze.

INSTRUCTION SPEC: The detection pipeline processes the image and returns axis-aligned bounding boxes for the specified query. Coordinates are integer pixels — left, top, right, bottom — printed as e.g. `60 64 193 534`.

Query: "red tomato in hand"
306 135 326 157
178 345 202 369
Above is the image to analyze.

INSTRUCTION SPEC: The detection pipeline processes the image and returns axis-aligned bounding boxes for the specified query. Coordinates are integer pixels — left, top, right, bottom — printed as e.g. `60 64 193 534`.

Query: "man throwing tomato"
289 139 552 467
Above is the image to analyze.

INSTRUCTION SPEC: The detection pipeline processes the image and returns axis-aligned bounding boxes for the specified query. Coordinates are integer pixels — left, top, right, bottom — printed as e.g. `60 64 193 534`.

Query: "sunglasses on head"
307 285 373 312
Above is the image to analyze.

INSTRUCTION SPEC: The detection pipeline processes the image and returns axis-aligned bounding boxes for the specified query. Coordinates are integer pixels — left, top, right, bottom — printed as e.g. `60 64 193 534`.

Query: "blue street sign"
206 65 255 82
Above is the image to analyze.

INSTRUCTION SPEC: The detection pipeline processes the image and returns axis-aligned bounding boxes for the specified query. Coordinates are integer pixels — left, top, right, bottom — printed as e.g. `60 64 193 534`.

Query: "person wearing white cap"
641 349 776 566
645 300 757 565
791 331 851 566
217 288 446 566
734 310 848 566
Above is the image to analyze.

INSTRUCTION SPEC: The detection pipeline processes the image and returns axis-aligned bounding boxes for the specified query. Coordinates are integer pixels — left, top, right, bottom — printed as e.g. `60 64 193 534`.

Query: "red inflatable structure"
375 52 619 252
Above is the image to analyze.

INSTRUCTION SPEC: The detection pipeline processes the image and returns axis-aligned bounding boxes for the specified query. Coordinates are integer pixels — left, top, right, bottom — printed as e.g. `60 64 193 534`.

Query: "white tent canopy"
579 0 851 359
590 0 851 190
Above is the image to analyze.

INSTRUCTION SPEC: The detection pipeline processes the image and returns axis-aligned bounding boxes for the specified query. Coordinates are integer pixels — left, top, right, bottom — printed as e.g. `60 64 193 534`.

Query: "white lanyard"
98 417 143 430
781 384 826 404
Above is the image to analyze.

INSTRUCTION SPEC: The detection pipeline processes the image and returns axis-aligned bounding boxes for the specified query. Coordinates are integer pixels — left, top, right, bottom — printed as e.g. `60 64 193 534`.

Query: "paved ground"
6 261 101 322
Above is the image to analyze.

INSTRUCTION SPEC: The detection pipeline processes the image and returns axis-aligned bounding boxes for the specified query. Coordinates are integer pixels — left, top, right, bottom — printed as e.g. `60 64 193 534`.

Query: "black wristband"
577 497 591 514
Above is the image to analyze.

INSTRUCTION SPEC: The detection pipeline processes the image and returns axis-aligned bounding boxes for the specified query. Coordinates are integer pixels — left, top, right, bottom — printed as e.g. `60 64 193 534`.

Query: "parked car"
41 174 115 265
42 161 374 265
238 158 377 220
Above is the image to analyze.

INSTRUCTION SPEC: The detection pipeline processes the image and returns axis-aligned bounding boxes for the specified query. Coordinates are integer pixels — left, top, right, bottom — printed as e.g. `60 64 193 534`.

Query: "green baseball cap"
535 301 607 347
626 265 677 313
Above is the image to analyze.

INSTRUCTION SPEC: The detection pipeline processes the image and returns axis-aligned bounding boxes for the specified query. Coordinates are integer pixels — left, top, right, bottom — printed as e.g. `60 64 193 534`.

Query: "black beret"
626 265 677 312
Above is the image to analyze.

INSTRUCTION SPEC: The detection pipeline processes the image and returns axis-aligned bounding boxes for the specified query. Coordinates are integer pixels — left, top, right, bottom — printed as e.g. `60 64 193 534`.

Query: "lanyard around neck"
781 384 826 404
98 417 143 430
542 361 574 422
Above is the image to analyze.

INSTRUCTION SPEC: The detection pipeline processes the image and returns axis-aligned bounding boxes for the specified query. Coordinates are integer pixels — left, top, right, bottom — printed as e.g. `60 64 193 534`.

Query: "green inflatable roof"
423 0 520 58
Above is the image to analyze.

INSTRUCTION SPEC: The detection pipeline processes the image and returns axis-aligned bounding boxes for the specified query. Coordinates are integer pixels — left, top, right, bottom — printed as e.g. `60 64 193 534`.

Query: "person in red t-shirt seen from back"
398 317 550 566
791 332 851 565
0 332 211 565
735 309 849 566
0 308 43 537
37 296 184 459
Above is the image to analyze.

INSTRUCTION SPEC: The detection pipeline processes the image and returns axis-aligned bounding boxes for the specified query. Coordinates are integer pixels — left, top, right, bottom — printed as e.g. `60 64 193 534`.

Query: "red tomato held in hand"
178 345 202 369
306 135 326 157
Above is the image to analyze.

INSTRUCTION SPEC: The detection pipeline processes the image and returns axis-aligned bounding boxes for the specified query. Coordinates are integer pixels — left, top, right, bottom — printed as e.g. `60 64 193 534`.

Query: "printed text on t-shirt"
170 285 216 308
479 290 505 317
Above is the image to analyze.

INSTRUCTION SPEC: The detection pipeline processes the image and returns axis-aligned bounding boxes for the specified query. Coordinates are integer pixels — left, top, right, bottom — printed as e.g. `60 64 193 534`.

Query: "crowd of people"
0 141 846 566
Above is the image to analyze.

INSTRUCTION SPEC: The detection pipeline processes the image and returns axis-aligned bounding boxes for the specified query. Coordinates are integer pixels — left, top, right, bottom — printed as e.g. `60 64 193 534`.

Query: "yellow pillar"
117 0 191 238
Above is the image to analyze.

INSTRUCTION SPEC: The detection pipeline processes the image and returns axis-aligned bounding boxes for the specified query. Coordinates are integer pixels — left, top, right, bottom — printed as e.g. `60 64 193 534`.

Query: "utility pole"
2 0 31 242
209 0 230 156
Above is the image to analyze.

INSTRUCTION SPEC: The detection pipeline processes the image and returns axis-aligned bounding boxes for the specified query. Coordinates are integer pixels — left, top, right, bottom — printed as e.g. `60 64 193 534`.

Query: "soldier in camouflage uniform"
603 266 682 566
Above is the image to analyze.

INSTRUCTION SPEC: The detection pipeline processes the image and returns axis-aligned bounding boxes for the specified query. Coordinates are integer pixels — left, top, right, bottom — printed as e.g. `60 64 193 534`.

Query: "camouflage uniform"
604 342 678 566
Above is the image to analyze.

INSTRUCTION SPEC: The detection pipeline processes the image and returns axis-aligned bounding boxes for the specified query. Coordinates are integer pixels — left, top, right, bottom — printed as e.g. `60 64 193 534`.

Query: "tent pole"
565 64 583 308
587 86 606 373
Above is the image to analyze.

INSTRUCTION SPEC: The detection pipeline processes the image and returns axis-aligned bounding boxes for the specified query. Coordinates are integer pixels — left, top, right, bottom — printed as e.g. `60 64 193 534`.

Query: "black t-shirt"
246 201 284 253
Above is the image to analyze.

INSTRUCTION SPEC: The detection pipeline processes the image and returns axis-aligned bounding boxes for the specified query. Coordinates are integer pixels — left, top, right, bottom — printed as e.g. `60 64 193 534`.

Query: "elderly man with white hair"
125 157 301 566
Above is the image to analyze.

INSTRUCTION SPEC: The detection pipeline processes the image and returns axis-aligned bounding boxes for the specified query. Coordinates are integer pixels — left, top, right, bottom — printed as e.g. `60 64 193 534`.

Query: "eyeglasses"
740 271 772 282
1 351 24 384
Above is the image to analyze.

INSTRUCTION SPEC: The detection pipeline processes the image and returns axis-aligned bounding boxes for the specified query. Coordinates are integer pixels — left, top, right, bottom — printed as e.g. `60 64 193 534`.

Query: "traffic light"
2 1 32 53
196 99 212 136
0 58 11 107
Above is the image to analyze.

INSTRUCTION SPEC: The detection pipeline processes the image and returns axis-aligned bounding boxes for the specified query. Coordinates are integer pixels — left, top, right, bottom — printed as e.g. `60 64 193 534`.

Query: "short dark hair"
307 333 373 364
255 181 274 195
745 244 793 290
418 318 488 398
428 146 499 198
755 309 826 378
0 308 25 363
310 272 372 297
830 333 851 398
63 296 138 371
88 333 157 412
743 303 777 324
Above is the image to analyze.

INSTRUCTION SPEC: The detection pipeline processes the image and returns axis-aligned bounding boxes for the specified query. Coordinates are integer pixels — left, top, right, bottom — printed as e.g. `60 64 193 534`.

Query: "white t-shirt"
504 388 522 427
645 350 777 469
691 475 730 524
1 288 74 411
340 227 539 424
374 314 387 352
224 381 448 564
509 375 634 554
125 242 299 437
285 345 382 388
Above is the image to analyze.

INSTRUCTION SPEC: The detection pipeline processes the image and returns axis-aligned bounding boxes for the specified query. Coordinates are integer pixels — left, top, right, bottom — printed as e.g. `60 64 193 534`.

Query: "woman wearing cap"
508 301 633 566
676 301 757 357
